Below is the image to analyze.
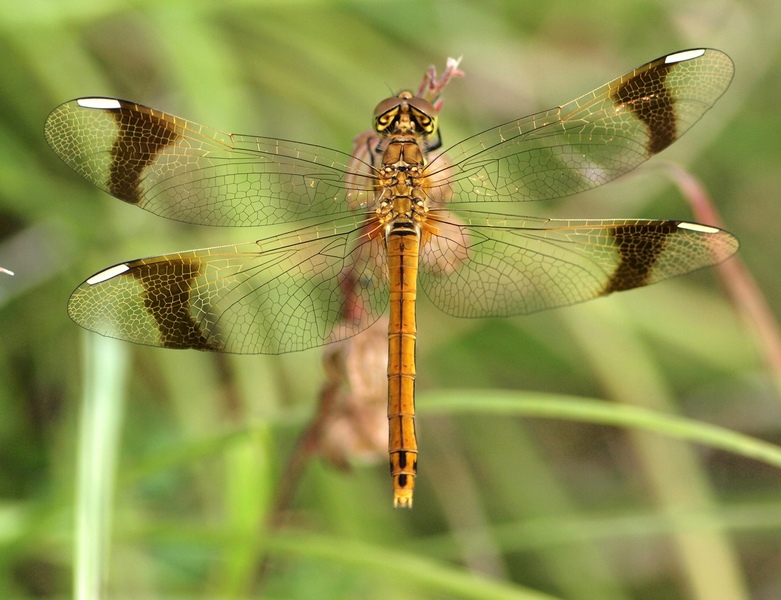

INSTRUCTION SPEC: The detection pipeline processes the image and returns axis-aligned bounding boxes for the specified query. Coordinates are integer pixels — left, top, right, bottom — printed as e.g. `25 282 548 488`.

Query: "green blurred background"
1 1 780 598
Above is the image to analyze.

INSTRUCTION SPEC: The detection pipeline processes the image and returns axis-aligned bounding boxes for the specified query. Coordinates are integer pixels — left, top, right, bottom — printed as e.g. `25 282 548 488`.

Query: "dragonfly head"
373 91 438 138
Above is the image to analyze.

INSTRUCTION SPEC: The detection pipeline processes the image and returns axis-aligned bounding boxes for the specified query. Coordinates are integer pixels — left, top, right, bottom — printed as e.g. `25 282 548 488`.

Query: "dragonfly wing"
45 98 376 226
425 48 733 203
68 216 389 353
419 210 738 318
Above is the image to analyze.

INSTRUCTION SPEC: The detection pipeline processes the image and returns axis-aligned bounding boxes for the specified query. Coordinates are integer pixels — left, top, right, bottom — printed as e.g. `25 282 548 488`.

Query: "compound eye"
406 96 438 118
373 96 403 122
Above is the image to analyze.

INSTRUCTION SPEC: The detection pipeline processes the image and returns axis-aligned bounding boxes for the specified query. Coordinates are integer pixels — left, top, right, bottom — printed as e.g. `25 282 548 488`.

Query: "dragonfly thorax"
376 170 427 222
375 131 430 225
380 137 425 169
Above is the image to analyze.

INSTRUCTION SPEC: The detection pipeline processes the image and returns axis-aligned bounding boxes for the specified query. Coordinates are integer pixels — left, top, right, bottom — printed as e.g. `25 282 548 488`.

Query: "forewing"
45 98 376 226
419 210 738 317
68 216 389 353
424 48 733 203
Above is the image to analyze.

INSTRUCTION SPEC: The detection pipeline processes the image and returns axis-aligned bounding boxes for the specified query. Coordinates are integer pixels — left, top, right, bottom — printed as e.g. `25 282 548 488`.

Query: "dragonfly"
46 48 738 508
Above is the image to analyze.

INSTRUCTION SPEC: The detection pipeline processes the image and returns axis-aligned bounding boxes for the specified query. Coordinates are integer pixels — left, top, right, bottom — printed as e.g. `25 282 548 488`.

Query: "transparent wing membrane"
45 99 376 227
419 210 738 318
67 216 389 353
424 49 733 204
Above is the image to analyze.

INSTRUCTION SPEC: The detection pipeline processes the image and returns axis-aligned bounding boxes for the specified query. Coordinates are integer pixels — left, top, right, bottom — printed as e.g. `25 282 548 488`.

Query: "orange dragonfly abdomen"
385 220 420 508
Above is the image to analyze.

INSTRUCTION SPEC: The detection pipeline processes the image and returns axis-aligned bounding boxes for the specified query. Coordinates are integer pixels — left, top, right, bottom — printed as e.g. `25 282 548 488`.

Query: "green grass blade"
74 334 129 600
422 390 781 470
